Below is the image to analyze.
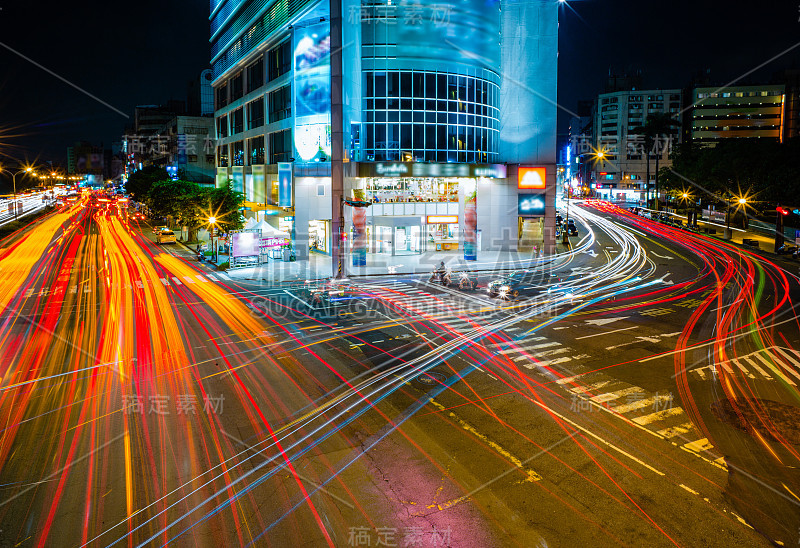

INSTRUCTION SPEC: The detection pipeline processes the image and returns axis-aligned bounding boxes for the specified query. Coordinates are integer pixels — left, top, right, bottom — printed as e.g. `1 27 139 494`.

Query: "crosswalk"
356 280 497 333
20 271 232 298
691 346 800 386
557 373 726 470
485 337 589 370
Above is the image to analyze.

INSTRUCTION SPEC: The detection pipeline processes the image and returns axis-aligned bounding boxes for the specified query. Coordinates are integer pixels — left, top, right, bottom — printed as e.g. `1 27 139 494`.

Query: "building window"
206 154 215 163
188 154 198 163
362 70 498 162
247 97 265 129
268 129 291 164
217 114 228 138
230 72 243 101
246 57 264 94
268 41 291 81
217 145 228 167
231 107 244 134
231 140 245 166
269 85 291 122
216 84 228 109
249 135 265 165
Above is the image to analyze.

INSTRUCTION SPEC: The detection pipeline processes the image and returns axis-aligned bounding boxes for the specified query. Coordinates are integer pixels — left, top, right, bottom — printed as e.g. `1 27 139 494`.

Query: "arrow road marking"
651 251 674 260
584 316 630 327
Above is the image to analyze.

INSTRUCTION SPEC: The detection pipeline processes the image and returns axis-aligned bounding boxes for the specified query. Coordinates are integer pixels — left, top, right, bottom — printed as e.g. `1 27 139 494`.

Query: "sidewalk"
217 239 578 282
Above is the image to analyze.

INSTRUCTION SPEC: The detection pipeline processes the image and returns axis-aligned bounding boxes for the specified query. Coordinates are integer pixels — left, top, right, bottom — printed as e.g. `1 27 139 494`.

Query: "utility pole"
330 0 345 279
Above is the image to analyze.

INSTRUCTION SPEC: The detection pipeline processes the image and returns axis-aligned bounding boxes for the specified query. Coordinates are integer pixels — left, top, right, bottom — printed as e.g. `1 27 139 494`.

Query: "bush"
217 261 230 271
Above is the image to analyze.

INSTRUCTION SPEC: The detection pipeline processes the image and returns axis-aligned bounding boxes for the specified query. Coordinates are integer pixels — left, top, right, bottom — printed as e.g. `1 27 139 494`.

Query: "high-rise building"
211 0 558 261
690 84 785 145
587 89 683 202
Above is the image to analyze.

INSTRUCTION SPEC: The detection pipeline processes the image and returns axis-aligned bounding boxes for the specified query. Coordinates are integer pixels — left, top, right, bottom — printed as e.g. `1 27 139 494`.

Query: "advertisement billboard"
293 22 331 162
278 162 293 207
518 193 546 216
231 231 260 258
352 207 367 267
463 181 477 261
518 167 547 189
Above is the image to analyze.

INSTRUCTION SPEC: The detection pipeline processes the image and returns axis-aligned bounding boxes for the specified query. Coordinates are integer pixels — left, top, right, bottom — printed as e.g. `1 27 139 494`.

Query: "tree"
205 180 245 232
125 166 169 201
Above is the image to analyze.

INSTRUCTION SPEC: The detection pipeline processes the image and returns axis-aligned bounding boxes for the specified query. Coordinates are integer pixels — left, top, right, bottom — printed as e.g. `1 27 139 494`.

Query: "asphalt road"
0 198 798 546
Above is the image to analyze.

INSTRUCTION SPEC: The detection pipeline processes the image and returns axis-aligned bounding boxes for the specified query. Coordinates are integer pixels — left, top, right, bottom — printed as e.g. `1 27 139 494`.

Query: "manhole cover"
416 371 447 386
711 398 800 445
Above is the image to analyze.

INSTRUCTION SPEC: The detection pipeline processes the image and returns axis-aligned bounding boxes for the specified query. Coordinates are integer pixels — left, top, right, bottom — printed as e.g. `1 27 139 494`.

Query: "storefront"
367 216 424 256
309 219 330 253
350 162 507 258
426 215 459 251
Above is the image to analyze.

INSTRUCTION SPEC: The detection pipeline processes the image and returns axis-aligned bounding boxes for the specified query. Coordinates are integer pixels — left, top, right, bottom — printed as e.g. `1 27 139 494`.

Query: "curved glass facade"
362 70 499 162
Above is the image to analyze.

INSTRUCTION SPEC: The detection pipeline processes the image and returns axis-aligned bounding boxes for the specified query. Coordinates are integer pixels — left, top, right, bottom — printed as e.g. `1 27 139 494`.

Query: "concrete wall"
476 177 519 252
498 0 558 166
293 176 333 259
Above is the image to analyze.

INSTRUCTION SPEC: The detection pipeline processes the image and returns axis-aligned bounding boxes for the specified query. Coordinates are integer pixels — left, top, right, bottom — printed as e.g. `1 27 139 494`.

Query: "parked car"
567 219 578 236
156 230 177 244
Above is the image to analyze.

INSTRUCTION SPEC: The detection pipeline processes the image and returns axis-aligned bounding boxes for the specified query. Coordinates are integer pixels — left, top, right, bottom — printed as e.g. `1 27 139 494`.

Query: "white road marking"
584 316 630 327
657 423 694 439
171 277 183 285
632 407 684 425
576 326 637 339
612 395 672 414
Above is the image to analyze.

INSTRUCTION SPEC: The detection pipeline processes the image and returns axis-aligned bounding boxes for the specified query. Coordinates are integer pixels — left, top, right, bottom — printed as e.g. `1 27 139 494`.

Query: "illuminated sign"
358 163 505 178
426 215 458 224
278 162 293 207
259 237 288 248
231 231 260 258
518 167 547 189
518 193 546 216
375 163 409 176
293 22 331 162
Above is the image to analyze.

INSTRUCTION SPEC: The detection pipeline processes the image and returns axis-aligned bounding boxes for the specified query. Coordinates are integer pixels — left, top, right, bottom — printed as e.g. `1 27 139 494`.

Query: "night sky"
0 0 798 170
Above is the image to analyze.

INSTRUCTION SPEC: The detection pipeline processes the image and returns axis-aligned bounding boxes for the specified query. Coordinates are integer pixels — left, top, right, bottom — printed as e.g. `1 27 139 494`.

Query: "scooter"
197 252 206 262
429 268 449 285
456 271 478 290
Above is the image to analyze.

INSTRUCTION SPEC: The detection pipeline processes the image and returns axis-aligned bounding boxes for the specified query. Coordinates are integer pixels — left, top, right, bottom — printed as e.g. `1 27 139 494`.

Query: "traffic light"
777 206 790 216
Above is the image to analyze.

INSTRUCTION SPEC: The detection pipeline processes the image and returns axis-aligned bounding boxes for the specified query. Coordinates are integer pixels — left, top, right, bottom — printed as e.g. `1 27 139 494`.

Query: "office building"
211 0 558 262
587 89 682 202
691 84 785 145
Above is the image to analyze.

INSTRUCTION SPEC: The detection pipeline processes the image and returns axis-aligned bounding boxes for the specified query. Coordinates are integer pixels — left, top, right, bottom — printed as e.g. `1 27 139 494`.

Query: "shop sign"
518 166 547 189
518 193 546 217
426 215 458 224
360 162 506 179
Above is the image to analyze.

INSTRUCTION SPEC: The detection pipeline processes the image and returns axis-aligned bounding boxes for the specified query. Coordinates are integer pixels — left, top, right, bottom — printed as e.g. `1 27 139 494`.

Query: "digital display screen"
294 22 332 162
518 193 546 217
231 232 260 257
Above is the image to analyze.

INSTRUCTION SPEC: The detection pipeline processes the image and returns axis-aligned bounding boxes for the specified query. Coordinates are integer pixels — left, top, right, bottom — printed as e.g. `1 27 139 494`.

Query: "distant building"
148 116 216 186
690 84 785 145
188 69 215 117
587 89 683 202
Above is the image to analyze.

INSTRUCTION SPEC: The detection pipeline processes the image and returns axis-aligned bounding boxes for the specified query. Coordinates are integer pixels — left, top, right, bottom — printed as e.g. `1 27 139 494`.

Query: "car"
153 225 168 234
566 219 578 236
487 270 541 299
156 230 177 244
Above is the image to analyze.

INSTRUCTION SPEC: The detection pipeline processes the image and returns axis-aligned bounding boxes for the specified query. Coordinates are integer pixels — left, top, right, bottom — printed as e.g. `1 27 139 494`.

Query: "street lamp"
725 195 747 240
208 217 217 263
1 166 34 221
